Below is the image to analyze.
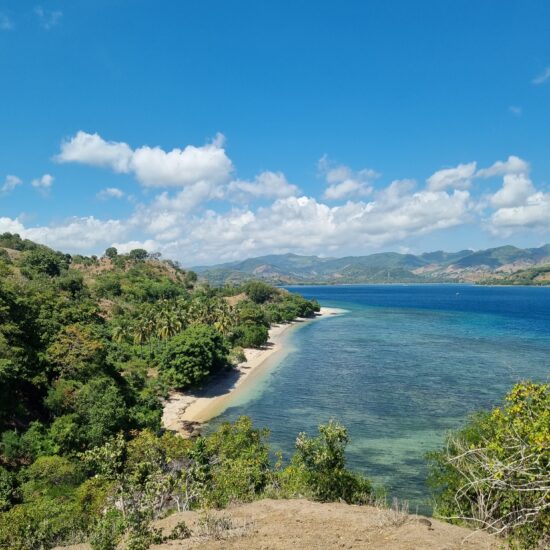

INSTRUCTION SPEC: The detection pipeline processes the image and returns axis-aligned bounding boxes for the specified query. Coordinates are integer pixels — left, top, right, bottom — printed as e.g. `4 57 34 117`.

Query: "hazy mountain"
193 245 550 285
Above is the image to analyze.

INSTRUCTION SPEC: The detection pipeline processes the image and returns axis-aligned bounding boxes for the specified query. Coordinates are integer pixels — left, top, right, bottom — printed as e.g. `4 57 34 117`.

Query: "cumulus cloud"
11 138 550 263
477 155 529 178
34 7 62 30
97 187 125 200
490 193 550 232
0 216 129 253
427 162 477 190
57 131 133 172
31 174 54 193
478 155 550 234
1 175 22 193
318 156 379 200
110 240 159 254
56 131 233 188
532 67 550 85
490 173 535 208
228 171 299 201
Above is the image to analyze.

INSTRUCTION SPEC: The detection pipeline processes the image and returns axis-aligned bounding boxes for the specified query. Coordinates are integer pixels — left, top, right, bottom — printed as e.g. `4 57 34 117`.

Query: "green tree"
20 247 69 277
128 249 148 261
159 325 229 389
104 247 118 259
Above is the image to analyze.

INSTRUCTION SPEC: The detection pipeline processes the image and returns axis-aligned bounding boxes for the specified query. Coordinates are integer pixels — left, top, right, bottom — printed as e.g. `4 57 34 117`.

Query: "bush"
428 382 550 549
244 280 275 304
233 323 269 348
159 325 229 390
20 247 69 277
281 420 371 504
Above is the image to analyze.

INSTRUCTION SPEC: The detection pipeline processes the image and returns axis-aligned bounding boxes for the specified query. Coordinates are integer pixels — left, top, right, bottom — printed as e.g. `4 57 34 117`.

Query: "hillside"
193 244 550 285
478 263 550 286
56 499 498 550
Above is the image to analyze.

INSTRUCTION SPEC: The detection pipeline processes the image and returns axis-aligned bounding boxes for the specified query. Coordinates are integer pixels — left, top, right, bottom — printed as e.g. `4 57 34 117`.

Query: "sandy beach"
162 306 345 437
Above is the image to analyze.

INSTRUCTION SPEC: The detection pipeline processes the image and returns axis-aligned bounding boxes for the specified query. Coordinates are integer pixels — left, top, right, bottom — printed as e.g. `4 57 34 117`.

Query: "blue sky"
1 1 550 264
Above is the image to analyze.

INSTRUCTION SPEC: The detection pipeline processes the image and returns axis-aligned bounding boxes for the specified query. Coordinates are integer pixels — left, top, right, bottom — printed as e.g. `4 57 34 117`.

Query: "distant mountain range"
192 244 550 286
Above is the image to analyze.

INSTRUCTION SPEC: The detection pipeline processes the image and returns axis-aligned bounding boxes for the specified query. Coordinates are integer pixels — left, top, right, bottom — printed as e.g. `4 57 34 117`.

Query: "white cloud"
490 173 535 208
11 138 550 264
0 217 25 234
426 162 477 191
477 155 529 178
0 13 13 30
97 187 125 200
31 174 54 192
1 175 22 193
110 240 159 254
56 131 233 188
508 106 522 117
490 192 550 232
0 216 129 252
532 67 550 85
318 156 379 200
34 7 62 30
57 131 133 173
228 171 299 201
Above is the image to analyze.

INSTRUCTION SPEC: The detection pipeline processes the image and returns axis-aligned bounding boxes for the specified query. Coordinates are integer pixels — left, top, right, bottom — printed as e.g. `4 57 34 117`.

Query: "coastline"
162 306 345 437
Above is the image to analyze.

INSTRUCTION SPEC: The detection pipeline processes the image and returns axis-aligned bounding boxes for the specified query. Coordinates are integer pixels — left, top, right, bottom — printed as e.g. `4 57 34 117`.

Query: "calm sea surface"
209 285 550 510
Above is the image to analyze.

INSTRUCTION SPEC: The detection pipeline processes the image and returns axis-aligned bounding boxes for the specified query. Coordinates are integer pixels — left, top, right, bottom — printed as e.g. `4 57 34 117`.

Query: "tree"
159 325 229 390
233 323 268 348
46 324 106 380
20 247 69 277
104 247 118 259
128 249 148 261
244 280 275 304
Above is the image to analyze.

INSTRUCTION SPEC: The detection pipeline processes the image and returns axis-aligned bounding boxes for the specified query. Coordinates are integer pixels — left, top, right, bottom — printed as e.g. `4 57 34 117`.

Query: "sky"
1 1 550 265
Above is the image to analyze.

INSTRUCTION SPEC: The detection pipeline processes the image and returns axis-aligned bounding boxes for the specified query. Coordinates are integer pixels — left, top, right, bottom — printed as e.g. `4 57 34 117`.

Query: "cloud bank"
3 131 550 264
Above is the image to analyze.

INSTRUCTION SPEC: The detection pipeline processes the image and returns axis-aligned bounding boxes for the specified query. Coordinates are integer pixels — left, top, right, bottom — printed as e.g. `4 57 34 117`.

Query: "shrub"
281 420 371 504
428 382 550 549
159 325 229 390
233 323 269 348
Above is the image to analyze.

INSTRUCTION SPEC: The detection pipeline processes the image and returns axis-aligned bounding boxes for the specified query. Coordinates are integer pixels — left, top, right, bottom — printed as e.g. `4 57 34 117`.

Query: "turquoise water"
209 285 550 510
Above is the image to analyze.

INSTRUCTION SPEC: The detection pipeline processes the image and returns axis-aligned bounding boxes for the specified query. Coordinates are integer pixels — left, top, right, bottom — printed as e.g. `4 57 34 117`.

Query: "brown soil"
151 499 499 550
55 498 500 550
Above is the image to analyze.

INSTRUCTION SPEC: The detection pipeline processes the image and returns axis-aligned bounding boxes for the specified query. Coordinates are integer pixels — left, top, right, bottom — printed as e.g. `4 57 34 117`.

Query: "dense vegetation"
1 233 547 549
429 382 549 549
0 234 323 549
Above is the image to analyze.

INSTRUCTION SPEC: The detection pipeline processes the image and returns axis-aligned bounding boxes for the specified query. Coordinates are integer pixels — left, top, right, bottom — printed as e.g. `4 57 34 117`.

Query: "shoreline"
162 306 346 437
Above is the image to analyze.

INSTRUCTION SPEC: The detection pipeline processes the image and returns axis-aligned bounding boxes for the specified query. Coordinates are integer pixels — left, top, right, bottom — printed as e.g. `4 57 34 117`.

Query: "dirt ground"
56 498 501 550
150 499 499 550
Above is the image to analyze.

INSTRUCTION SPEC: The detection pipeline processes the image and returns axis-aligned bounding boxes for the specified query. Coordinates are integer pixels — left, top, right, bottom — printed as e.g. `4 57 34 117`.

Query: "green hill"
192 244 550 285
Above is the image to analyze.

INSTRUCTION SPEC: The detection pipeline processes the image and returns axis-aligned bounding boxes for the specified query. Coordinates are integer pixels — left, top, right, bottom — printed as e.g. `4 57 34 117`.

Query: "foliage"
281 420 372 504
159 325 230 389
243 280 275 304
232 323 269 348
428 382 550 549
0 235 321 548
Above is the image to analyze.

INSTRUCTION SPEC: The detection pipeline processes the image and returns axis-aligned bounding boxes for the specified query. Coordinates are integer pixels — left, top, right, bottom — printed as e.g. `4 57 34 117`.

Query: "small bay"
208 284 550 511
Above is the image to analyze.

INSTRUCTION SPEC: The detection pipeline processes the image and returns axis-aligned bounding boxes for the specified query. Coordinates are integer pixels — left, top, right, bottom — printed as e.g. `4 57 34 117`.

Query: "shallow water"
209 285 550 511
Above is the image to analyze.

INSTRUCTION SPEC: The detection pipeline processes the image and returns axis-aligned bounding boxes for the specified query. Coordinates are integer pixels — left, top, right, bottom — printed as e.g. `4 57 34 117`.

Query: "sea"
208 285 550 511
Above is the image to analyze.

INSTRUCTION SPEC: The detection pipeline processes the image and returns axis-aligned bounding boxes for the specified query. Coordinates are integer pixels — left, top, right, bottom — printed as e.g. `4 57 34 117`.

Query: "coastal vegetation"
429 382 550 549
0 234 548 549
0 233 320 549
